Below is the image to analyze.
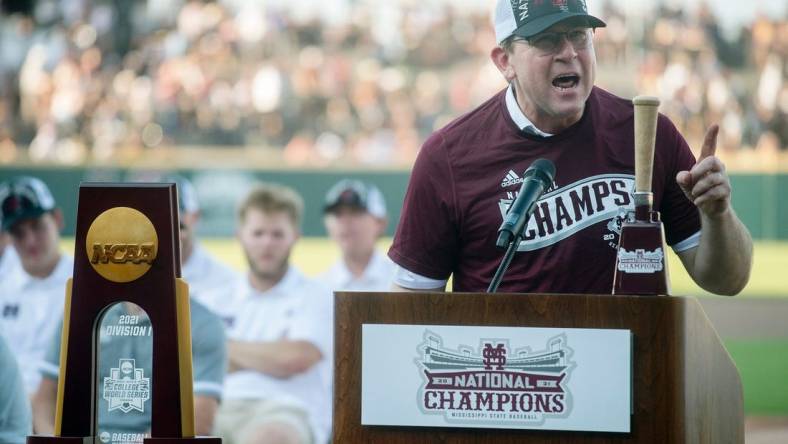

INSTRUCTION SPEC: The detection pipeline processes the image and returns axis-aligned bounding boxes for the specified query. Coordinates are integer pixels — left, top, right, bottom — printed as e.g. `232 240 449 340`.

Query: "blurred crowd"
626 3 787 160
0 0 785 167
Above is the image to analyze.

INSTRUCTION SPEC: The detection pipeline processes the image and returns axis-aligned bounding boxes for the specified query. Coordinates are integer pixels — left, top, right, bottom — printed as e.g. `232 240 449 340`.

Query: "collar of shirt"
505 83 554 138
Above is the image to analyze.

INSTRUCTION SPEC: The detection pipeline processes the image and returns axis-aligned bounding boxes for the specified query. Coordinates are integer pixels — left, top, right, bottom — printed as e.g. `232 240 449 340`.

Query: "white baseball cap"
323 179 386 219
0 176 57 231
494 0 606 44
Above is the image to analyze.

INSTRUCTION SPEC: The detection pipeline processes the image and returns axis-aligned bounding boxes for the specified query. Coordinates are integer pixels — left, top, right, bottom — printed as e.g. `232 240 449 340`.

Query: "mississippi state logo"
416 332 574 425
86 207 158 283
604 207 633 249
553 0 569 12
103 359 151 413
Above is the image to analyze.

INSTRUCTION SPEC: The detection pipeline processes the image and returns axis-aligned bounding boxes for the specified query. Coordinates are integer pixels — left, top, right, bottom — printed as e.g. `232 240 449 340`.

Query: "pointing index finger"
699 124 719 160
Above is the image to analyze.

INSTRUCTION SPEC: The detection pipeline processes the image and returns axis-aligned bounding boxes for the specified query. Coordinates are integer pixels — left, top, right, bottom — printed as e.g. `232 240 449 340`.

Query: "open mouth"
552 73 580 91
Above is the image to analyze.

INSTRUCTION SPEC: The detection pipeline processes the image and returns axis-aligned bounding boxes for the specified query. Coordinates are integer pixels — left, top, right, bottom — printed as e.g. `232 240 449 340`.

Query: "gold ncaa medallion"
86 207 158 283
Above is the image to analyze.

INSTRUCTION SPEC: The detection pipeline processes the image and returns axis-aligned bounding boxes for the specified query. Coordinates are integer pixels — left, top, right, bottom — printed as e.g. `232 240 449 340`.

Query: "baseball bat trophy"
612 96 670 295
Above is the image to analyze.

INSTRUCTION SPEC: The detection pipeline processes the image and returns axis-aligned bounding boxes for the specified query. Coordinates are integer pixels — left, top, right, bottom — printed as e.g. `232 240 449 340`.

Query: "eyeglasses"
517 29 592 55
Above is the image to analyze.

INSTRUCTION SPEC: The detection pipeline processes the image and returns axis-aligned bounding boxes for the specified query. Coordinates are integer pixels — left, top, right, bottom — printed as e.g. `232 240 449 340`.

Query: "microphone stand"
486 158 555 293
487 235 520 293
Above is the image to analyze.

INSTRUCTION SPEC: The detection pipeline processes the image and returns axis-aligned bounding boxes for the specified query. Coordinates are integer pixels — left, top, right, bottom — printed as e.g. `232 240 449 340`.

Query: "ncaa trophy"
612 96 670 295
28 183 220 444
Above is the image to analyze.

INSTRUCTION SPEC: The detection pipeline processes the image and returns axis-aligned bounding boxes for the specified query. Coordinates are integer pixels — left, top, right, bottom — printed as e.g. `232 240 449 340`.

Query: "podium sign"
28 183 220 444
361 324 632 433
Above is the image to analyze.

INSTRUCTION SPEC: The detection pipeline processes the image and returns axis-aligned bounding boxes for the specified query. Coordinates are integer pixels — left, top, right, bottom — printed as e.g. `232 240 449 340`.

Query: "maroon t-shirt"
388 86 700 293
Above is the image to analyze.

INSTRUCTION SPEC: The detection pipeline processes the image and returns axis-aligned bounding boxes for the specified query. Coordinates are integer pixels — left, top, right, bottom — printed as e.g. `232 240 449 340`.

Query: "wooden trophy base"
28 437 93 444
145 438 222 443
28 437 221 443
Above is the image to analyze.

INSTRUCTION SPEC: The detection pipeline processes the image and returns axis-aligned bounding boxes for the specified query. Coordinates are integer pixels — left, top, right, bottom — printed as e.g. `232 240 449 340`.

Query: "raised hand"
676 125 731 218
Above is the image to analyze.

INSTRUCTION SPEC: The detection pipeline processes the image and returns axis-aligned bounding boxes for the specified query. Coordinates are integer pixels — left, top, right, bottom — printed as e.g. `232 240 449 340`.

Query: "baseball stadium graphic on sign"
415 331 575 426
617 247 665 274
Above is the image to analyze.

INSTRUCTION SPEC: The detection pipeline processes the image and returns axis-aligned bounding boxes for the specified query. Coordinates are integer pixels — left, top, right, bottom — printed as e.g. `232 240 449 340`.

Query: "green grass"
63 238 788 297
725 340 788 415
202 238 787 298
667 242 788 298
229 238 788 298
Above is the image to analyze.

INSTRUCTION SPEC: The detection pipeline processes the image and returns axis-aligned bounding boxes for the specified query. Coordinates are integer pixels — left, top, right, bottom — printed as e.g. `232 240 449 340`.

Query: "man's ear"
490 46 515 82
375 217 388 238
53 208 65 232
182 211 200 229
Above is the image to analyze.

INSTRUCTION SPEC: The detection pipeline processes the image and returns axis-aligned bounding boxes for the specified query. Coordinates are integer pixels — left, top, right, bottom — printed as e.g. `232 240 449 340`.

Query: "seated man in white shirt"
215 183 333 444
0 176 72 397
0 334 31 444
167 175 239 314
320 179 395 292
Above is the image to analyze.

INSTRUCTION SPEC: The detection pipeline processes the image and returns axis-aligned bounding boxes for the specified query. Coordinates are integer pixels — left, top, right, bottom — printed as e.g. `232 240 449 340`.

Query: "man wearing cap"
0 176 73 396
389 0 751 295
320 179 395 292
166 175 239 315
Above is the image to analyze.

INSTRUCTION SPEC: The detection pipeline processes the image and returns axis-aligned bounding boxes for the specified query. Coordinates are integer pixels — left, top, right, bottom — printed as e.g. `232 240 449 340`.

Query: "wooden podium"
333 292 743 443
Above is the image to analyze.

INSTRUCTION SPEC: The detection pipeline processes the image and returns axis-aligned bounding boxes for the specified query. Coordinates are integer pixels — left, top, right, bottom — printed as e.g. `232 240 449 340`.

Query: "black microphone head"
523 158 556 187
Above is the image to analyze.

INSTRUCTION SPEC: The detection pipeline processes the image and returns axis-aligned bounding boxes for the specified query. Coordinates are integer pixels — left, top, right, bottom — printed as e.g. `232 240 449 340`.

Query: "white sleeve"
670 231 701 253
392 264 448 290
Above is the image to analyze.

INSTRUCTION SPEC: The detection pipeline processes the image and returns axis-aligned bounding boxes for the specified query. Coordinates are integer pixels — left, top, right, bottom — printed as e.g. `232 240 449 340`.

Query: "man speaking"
388 0 752 295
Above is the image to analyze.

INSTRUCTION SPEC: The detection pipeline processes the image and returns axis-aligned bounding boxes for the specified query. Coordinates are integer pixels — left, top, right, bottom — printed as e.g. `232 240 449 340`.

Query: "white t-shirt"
222 267 333 444
182 243 239 314
0 255 72 395
319 250 396 292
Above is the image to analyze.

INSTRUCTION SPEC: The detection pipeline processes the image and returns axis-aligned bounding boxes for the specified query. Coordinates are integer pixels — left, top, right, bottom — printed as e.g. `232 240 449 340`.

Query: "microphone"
496 158 556 248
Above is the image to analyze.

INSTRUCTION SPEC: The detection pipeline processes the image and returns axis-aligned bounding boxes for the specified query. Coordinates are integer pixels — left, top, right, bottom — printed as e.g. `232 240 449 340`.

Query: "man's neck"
247 266 289 293
25 253 61 279
524 109 582 134
181 243 194 266
510 83 582 134
344 250 374 279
